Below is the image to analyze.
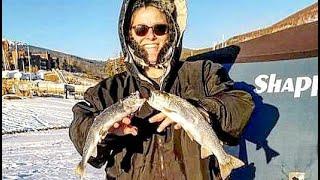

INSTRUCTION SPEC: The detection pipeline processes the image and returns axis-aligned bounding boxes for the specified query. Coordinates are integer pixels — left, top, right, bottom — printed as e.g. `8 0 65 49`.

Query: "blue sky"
3 0 317 61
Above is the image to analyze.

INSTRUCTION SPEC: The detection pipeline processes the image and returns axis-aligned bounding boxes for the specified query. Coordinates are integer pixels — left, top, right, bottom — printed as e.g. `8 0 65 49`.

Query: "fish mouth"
132 91 140 98
137 101 145 111
147 91 156 105
146 91 166 111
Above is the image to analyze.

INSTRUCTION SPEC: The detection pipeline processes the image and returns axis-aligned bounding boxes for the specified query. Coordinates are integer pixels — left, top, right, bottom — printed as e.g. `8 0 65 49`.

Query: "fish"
75 91 146 179
147 90 245 180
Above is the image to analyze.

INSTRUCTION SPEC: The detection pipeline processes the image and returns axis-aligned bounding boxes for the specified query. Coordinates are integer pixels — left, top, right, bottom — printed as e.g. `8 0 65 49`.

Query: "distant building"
2 40 60 72
16 51 60 72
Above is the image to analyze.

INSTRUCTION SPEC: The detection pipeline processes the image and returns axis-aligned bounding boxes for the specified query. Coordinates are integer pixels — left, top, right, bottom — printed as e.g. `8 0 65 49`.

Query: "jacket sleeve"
69 81 120 168
197 61 254 145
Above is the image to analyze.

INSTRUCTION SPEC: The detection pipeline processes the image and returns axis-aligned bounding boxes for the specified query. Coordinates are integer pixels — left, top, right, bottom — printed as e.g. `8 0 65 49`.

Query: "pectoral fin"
200 146 212 159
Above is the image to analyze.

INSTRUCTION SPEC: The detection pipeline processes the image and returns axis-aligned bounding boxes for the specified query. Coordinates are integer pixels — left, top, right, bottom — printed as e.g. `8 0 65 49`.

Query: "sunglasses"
131 24 169 37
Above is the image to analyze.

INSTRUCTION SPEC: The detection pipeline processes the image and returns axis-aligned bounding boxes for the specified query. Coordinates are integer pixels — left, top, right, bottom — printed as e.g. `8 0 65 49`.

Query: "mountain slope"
225 2 318 46
180 2 318 60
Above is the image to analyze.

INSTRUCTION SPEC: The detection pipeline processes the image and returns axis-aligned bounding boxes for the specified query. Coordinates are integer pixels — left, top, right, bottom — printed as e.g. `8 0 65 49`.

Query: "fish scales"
147 90 245 180
169 97 200 124
75 91 146 179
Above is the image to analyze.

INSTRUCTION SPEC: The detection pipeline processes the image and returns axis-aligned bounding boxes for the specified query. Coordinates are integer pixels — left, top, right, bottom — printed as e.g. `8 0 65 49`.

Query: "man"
69 0 254 179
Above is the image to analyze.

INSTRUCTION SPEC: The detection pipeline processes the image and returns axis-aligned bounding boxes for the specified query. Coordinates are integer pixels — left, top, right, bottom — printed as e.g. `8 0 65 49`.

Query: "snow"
2 97 106 179
2 97 78 134
2 129 106 179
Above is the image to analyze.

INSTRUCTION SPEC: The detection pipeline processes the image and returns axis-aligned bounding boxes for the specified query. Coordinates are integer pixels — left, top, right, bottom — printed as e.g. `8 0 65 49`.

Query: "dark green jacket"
69 59 254 180
69 0 254 179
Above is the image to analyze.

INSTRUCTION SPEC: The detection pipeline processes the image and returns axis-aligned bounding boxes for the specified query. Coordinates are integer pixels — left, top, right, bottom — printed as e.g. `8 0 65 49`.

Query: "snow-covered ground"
2 129 106 179
2 97 78 134
2 97 106 179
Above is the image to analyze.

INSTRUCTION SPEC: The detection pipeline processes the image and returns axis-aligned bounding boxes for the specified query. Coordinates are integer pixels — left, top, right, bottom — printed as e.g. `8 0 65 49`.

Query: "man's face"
131 6 169 65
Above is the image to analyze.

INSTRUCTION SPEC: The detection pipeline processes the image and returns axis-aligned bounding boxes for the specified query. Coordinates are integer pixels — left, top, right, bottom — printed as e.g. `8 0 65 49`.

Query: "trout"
75 91 146 179
147 90 244 180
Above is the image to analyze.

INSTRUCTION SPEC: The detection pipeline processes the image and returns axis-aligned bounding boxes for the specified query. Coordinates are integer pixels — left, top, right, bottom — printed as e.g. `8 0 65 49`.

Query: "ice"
2 97 78 134
2 97 106 179
2 129 106 179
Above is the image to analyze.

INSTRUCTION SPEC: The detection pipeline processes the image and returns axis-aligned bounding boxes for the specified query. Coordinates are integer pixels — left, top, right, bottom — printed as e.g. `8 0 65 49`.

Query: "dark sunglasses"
131 24 169 37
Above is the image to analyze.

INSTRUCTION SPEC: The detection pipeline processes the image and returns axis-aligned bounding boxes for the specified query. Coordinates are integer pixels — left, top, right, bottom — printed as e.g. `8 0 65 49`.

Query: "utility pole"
27 44 31 81
222 34 225 48
15 43 18 69
2 46 8 71
113 58 116 74
16 42 25 72
22 59 25 72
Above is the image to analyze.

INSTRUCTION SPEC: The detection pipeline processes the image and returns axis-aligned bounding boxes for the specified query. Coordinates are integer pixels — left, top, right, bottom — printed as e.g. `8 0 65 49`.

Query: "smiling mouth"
144 44 159 49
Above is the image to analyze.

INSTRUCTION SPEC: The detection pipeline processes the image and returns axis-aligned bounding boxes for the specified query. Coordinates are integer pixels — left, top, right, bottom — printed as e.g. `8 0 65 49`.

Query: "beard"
129 39 171 67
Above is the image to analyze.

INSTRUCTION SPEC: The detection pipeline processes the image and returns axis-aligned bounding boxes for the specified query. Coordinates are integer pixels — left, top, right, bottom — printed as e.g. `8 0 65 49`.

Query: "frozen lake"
2 129 106 180
2 97 106 179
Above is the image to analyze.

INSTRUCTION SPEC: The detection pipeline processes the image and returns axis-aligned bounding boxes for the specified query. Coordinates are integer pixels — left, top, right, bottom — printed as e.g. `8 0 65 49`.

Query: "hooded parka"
69 0 254 179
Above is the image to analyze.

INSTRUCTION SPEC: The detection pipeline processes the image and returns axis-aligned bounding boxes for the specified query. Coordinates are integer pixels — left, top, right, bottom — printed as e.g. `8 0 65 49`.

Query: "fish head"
147 90 171 111
122 91 146 113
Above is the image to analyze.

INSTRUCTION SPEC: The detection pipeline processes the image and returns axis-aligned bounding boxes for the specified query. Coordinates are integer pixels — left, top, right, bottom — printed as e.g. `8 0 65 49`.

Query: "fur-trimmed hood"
118 0 187 88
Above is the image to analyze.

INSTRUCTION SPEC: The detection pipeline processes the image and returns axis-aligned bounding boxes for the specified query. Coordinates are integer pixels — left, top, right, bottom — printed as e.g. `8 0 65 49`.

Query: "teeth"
144 44 158 48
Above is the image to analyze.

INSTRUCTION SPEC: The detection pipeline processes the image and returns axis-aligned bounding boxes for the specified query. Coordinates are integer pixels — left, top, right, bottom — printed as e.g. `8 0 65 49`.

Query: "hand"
108 116 138 136
149 112 182 132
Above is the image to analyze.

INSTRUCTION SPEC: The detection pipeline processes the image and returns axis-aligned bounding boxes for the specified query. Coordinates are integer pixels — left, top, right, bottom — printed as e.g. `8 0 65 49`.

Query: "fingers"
110 124 138 136
122 117 131 125
113 117 131 128
121 117 136 135
123 125 138 136
149 112 166 123
157 118 173 132
112 114 181 136
113 122 119 128
110 116 137 136
150 113 181 132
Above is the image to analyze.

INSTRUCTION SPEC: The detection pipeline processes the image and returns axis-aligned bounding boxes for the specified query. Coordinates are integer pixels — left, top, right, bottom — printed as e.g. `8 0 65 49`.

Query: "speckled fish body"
147 90 244 180
75 91 146 179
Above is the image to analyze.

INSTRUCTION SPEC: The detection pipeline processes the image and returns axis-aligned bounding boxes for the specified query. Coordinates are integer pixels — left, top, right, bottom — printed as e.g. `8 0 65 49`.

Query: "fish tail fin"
75 161 85 179
219 155 245 180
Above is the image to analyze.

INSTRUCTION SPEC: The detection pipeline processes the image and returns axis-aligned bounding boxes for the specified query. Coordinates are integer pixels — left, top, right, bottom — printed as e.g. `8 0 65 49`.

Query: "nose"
145 28 156 40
